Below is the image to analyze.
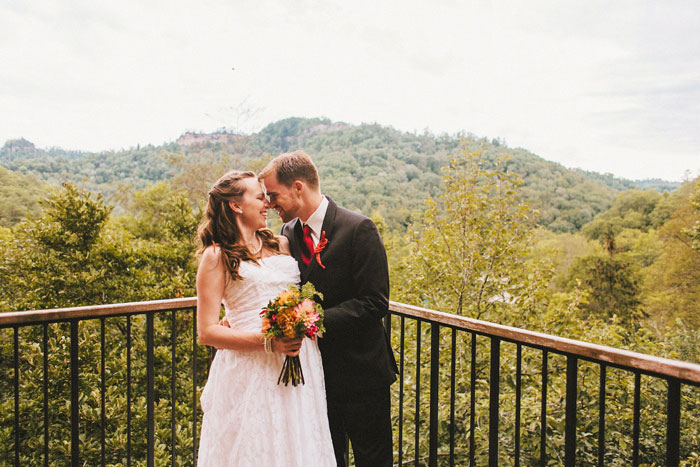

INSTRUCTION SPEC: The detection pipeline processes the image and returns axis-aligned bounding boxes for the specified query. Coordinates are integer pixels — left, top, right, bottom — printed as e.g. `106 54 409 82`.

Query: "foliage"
1 117 665 233
0 183 197 312
685 181 700 253
394 146 551 324
581 189 667 241
566 252 644 322
0 166 46 227
642 180 700 330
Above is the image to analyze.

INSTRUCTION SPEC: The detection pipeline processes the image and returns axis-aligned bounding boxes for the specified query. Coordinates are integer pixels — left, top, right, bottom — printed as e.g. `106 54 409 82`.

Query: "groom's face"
262 173 301 223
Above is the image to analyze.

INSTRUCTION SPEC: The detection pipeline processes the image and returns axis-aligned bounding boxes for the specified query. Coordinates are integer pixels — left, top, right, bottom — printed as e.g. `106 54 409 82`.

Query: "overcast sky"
1 0 699 181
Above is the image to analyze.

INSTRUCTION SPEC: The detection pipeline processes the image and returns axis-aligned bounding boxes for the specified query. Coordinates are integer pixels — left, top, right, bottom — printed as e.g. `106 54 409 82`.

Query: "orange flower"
276 307 298 338
277 288 299 307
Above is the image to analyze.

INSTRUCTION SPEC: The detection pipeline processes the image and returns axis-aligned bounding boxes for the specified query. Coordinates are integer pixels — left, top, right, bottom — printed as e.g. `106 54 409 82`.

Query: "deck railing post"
429 323 440 467
598 365 606 467
565 356 578 467
14 327 20 467
146 312 155 467
666 379 681 467
488 338 500 467
540 350 548 467
70 320 80 467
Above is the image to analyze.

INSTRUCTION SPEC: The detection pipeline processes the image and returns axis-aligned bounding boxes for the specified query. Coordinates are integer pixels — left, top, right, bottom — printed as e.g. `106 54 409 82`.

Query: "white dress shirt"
302 196 328 248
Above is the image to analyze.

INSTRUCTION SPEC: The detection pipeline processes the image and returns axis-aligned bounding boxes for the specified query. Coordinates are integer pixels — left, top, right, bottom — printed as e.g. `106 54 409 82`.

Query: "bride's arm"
196 246 302 356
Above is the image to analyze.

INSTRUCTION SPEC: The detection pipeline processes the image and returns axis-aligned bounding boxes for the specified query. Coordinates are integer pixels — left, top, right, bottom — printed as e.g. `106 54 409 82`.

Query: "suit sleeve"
322 218 390 335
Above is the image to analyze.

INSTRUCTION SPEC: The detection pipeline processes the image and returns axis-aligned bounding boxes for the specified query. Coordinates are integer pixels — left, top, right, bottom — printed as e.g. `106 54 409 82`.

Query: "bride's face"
231 177 269 230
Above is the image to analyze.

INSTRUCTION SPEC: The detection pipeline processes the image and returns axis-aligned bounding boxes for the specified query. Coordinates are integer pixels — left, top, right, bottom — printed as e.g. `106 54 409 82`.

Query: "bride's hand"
273 337 303 357
213 318 231 350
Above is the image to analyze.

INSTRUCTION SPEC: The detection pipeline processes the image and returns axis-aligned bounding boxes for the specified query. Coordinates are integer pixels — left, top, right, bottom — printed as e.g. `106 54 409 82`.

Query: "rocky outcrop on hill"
176 131 245 147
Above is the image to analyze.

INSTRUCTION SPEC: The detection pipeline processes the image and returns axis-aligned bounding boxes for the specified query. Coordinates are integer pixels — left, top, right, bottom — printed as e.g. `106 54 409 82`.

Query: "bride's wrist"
263 336 273 354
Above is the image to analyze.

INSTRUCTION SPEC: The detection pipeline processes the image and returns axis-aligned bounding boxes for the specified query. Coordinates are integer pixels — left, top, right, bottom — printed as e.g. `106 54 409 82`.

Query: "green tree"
566 229 644 323
394 147 550 324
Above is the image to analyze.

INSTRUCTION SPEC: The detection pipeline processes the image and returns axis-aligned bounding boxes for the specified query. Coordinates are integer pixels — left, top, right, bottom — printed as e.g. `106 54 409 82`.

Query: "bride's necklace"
247 233 263 256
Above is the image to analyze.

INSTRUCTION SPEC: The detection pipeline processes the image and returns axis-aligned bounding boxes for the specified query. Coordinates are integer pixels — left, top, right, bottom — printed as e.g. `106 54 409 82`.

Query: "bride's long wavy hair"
197 170 280 281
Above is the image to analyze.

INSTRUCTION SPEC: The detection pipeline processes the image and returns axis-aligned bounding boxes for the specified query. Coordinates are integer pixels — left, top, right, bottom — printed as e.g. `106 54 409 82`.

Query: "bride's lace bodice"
221 254 300 332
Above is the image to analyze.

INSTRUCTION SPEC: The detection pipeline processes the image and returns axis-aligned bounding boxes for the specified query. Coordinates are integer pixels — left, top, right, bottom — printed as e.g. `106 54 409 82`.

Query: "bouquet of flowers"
260 282 325 386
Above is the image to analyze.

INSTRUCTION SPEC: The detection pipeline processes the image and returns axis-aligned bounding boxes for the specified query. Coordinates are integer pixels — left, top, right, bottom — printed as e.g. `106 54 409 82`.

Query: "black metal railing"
388 303 700 467
1 299 202 467
2 299 699 466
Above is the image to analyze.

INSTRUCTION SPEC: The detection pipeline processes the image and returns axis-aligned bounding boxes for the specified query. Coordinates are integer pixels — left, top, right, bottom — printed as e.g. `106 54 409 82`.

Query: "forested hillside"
0 117 679 231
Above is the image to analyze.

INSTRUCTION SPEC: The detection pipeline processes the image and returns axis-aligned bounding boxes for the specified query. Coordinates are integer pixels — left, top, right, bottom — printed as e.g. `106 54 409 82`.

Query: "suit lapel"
286 218 305 265
304 197 338 280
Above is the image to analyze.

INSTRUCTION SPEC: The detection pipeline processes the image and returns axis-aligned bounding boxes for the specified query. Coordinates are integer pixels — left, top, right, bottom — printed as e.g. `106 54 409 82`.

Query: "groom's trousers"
326 385 393 467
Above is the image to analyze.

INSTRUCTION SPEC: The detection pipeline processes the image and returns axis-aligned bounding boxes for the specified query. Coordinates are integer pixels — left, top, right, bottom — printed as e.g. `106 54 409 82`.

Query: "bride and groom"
195 150 398 466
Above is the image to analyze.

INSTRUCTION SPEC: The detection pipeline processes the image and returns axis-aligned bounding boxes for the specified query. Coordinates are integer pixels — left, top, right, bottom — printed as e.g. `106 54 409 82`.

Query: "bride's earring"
229 200 243 214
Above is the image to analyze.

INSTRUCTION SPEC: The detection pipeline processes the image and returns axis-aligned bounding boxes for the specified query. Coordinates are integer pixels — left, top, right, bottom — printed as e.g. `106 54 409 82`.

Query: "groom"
260 150 398 467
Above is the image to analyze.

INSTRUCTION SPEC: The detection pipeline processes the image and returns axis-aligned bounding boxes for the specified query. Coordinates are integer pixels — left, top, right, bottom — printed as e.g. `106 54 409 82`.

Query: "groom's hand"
274 337 303 357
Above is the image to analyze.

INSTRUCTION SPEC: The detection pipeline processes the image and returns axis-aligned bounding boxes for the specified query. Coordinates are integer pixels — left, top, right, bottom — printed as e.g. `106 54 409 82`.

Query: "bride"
195 170 336 466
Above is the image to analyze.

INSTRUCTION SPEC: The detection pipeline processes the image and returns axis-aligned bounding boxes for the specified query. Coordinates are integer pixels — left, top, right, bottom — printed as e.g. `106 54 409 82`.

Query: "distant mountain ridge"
0 117 680 232
1 138 86 161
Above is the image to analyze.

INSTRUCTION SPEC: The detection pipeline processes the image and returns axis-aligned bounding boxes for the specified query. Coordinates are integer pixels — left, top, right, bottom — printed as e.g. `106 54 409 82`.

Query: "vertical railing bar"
598 364 606 467
14 326 20 467
385 311 392 462
43 324 49 467
70 320 79 467
515 344 522 467
171 310 177 467
488 338 500 467
469 333 476 467
565 356 578 467
429 323 440 467
398 316 405 467
126 315 132 467
146 312 155 467
415 320 421 467
449 328 456 467
100 318 106 467
192 308 198 465
666 379 681 467
540 350 548 467
632 372 641 467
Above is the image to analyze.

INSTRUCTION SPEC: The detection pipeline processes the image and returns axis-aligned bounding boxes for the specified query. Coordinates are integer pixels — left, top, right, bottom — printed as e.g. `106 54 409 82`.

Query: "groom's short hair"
260 150 320 190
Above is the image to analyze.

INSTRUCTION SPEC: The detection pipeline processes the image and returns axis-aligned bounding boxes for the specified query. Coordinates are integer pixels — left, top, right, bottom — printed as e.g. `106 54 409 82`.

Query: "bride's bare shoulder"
199 245 223 267
276 235 291 255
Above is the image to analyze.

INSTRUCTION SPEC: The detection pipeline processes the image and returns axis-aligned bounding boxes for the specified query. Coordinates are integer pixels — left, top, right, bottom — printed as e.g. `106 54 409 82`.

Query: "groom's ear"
292 180 304 194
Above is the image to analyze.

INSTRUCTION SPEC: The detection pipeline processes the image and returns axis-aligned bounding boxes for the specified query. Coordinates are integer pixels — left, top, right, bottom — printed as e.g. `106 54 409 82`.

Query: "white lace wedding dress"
197 255 336 467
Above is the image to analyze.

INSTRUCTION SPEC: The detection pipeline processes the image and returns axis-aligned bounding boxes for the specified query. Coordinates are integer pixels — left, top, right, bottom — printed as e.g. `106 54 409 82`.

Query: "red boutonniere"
313 231 328 269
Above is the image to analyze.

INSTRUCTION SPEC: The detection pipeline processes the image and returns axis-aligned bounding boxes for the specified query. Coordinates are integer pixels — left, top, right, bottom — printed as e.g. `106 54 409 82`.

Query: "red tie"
301 224 314 266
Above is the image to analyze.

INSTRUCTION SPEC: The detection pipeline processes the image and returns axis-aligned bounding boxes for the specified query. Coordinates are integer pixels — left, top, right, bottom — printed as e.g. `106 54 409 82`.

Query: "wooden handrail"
390 302 700 385
2 298 699 384
0 297 198 326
